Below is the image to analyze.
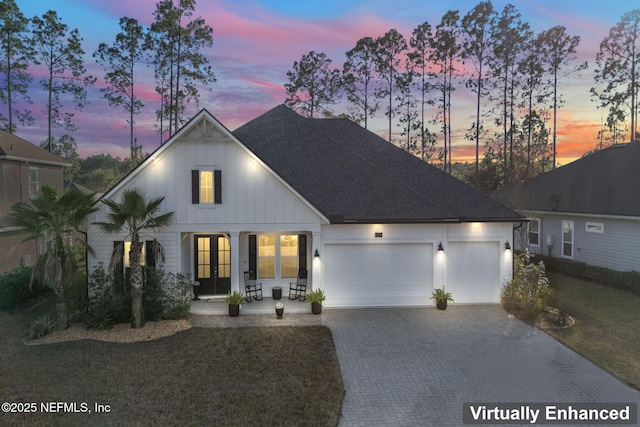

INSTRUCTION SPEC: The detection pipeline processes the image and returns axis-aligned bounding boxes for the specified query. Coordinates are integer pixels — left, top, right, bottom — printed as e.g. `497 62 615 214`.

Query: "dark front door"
194 234 231 295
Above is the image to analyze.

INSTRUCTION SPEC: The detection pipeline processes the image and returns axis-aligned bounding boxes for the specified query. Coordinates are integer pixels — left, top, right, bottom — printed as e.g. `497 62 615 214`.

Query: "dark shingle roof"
0 130 70 166
233 105 523 224
498 143 640 217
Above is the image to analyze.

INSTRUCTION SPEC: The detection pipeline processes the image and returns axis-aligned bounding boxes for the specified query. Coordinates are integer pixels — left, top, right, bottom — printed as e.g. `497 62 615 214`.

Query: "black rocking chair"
288 269 308 301
244 270 263 302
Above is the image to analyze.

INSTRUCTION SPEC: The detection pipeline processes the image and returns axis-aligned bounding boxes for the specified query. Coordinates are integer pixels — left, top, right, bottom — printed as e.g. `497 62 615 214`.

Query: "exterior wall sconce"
438 242 444 251
314 249 320 258
505 241 511 250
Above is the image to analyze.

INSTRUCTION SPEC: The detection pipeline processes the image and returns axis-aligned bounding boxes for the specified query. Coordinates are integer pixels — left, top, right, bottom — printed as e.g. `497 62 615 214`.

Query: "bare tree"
0 0 34 133
148 0 216 141
409 21 435 161
540 25 587 167
591 9 640 143
31 10 95 152
343 37 379 128
374 29 407 142
94 17 147 168
430 10 460 173
285 50 340 118
461 1 495 183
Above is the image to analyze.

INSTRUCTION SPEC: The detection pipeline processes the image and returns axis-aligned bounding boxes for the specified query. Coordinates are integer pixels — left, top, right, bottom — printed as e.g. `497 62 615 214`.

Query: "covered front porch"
181 228 322 300
190 296 312 315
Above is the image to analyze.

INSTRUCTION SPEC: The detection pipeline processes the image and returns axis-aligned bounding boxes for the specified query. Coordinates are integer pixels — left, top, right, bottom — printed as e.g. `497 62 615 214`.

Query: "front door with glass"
194 234 231 295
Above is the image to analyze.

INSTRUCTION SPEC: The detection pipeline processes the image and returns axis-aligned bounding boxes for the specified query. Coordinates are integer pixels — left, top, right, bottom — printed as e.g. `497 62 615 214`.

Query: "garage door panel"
447 242 500 303
324 243 432 307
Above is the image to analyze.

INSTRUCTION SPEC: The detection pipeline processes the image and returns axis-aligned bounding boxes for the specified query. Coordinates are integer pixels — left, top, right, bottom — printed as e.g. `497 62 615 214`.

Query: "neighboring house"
0 130 70 273
498 142 640 272
87 105 523 307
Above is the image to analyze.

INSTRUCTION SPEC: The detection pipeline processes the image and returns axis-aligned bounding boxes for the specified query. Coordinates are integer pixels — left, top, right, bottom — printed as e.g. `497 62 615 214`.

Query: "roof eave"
1 155 71 167
329 217 524 225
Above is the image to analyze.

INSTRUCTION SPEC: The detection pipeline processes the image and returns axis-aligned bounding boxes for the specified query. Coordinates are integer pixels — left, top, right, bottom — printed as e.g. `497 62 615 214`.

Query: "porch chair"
288 269 308 301
244 270 263 302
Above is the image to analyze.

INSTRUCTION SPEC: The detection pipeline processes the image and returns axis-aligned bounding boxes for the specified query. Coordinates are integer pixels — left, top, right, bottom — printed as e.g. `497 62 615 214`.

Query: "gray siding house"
499 142 640 272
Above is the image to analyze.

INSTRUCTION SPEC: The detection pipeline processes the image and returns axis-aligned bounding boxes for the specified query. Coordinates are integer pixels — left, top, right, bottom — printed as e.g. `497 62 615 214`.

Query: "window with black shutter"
192 169 221 204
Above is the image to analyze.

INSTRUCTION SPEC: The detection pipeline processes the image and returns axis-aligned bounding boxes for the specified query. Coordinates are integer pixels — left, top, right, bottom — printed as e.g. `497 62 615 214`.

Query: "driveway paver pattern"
321 306 639 427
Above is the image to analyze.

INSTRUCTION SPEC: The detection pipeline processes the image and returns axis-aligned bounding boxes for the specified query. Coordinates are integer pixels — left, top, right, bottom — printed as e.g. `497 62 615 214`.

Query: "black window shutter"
298 234 307 273
145 240 156 268
191 170 199 204
113 240 124 277
214 170 222 204
248 234 257 274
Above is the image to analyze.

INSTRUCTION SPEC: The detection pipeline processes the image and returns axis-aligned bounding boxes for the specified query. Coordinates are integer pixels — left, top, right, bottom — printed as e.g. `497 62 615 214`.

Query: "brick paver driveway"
322 305 639 426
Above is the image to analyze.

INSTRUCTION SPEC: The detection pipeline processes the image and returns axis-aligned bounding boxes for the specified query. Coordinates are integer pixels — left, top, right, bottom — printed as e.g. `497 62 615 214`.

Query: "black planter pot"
272 287 282 300
311 302 323 315
436 300 448 310
229 304 240 317
275 307 284 319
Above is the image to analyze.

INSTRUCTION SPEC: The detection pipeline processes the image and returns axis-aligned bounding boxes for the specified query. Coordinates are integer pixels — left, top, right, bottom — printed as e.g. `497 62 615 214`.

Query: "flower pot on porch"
311 302 323 315
228 304 240 317
275 308 284 319
272 287 282 300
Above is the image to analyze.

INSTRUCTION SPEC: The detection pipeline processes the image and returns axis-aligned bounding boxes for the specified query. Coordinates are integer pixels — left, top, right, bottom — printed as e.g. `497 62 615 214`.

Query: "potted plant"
306 289 326 314
275 302 284 319
225 291 245 317
431 287 454 310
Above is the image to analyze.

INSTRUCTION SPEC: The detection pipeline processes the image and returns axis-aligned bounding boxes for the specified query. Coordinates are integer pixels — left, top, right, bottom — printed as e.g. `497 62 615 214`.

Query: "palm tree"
94 189 174 329
10 185 98 329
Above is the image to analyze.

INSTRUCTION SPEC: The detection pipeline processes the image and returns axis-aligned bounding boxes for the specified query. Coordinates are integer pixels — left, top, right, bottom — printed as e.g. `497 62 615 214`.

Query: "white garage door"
324 243 432 307
446 242 500 303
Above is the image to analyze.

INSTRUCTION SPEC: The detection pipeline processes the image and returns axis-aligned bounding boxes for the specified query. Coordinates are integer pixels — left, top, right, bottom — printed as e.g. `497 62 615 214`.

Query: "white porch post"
230 231 240 292
311 230 323 292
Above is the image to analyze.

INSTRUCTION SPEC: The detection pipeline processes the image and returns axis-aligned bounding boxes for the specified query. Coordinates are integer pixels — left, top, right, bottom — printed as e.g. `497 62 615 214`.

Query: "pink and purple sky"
13 0 635 165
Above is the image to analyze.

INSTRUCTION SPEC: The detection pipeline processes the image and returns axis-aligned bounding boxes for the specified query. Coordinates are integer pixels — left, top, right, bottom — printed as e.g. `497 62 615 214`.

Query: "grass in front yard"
0 307 344 426
547 272 640 390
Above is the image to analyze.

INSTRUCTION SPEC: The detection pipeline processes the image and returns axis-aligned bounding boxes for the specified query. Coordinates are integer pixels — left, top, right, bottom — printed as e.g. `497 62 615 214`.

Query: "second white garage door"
324 243 433 307
446 242 500 303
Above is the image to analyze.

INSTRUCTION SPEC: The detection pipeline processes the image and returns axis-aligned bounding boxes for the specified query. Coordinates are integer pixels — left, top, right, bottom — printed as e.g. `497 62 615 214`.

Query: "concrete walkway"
191 305 640 426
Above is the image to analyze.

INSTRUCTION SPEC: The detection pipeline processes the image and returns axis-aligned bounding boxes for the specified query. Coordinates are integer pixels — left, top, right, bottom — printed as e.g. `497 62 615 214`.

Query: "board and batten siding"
114 123 323 227
87 115 325 277
87 229 179 281
529 213 640 272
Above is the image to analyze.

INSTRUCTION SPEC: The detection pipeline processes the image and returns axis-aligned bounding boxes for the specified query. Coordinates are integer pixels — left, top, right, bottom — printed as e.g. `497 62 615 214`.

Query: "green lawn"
0 305 344 426
546 272 640 390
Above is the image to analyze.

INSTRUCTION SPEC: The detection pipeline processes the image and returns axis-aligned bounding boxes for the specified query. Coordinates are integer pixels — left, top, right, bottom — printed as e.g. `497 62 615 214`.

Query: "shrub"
87 264 192 325
0 267 45 311
143 267 165 321
532 252 640 296
24 314 56 340
66 272 88 323
501 251 552 323
88 263 129 325
86 301 115 330
160 272 192 320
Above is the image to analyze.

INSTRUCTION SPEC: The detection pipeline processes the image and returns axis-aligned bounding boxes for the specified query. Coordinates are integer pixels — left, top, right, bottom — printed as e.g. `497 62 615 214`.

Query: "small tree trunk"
129 241 145 329
131 287 143 329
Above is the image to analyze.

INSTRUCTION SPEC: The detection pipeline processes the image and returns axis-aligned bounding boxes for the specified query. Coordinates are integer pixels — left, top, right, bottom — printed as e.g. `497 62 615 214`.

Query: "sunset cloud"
10 0 635 163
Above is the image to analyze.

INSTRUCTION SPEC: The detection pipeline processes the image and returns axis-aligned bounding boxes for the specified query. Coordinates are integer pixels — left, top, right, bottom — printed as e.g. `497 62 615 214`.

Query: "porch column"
230 231 240 292
311 230 323 292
